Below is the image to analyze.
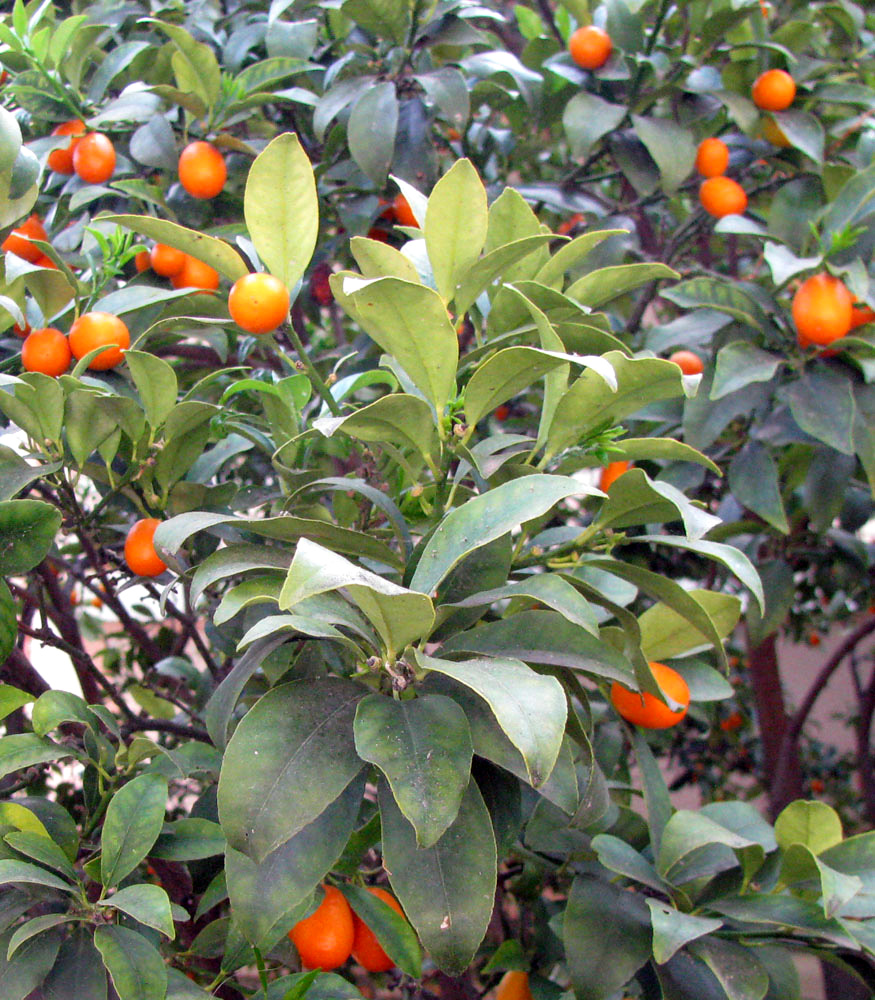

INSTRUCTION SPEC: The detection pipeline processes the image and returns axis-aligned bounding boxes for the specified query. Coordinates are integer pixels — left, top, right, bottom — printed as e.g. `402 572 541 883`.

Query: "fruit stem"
283 314 342 417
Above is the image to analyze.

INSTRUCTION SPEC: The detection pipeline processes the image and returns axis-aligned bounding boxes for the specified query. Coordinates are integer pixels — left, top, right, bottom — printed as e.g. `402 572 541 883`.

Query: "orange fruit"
668 349 704 375
752 69 796 112
366 227 390 243
495 971 534 1000
72 132 116 184
699 176 747 218
850 304 875 330
792 273 853 347
228 272 290 334
569 25 613 70
557 212 584 235
68 311 130 370
124 518 167 577
21 327 71 377
48 119 86 174
289 885 354 971
494 404 511 421
171 254 219 292
150 243 186 277
762 117 791 148
720 711 743 732
694 138 729 178
134 250 151 273
392 193 419 228
178 141 226 199
610 661 690 729
351 887 404 973
34 254 57 270
12 321 31 339
3 214 47 263
598 460 631 492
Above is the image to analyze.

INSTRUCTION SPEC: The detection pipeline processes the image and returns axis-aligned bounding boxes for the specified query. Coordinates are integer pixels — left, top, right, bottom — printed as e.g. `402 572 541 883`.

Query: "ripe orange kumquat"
171 255 220 292
695 137 729 178
752 69 796 112
568 25 613 70
610 661 690 729
792 273 853 347
150 243 186 277
47 119 86 174
21 327 71 377
68 311 130 370
495 971 534 1000
668 350 704 375
392 193 419 228
699 176 747 218
289 885 354 971
850 304 875 329
72 132 116 184
2 214 47 263
228 272 290 334
351 887 405 972
598 460 631 492
124 518 167 577
178 141 227 199
134 250 151 273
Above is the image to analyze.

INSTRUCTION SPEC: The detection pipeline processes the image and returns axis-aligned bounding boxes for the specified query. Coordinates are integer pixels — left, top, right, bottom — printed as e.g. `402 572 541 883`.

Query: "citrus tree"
2 2 875 1000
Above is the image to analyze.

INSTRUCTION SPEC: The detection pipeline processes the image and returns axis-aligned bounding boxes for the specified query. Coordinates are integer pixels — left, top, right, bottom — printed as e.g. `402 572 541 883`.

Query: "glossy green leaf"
606 436 721 474
663 277 772 334
31 690 97 737
712 342 783 400
379 778 496 975
125 351 177 428
779 843 862 918
225 777 364 948
729 442 788 534
343 0 410 45
594 468 721 540
632 115 696 193
350 236 420 283
217 676 366 860
98 884 175 939
771 109 824 163
348 83 398 185
415 653 565 787
638 591 741 661
94 925 167 1000
0 859 76 894
689 938 770 1000
314 394 438 468
151 818 225 860
0 499 61 574
454 235 553 316
646 899 722 964
425 159 488 302
342 276 458 418
563 92 625 159
0 733 71 781
101 774 168 887
775 800 843 855
41 928 107 1000
566 263 678 309
784 371 856 455
0 583 16 671
102 215 248 281
564 876 651 1000
355 694 472 848
340 883 422 978
657 811 756 883
0 683 32 723
0 925 61 1000
3 832 76 881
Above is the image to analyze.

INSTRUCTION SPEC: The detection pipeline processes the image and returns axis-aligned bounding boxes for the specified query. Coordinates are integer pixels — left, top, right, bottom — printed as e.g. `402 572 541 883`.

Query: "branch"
0 646 50 697
121 718 211 743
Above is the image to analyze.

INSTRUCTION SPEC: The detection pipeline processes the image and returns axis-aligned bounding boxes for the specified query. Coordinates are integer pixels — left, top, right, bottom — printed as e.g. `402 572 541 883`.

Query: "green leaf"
225 777 364 949
411 474 590 595
454 235 553 316
545 352 691 459
633 730 673 857
149 20 220 108
638 591 741 661
775 800 843 855
563 92 626 159
0 733 71 780
425 159 488 302
313 395 438 468
31 690 97 737
348 83 398 186
0 683 32 723
593 469 721 541
0 859 77 894
0 499 61 574
64 390 119 469
342 276 458 419
151 818 225 860
779 844 862 919
244 133 318 293
350 237 420 283
0 925 61 1000
379 777 496 975
662 278 772 334
564 876 651 1000
102 215 248 281
98 884 175 939
340 883 422 977
770 109 824 164
94 925 167 1000
125 352 177 429
646 899 722 964
657 811 756 884
632 115 696 193
355 694 472 848
343 0 410 43
7 915 76 962
101 774 168 887
415 653 566 787
784 371 856 455
438 608 633 685
605 436 721 474
591 834 667 894
217 677 366 861
729 442 788 534
689 938 770 1000
41 928 107 1000
280 538 433 656
565 263 678 309
4 831 76 881
712 342 783 400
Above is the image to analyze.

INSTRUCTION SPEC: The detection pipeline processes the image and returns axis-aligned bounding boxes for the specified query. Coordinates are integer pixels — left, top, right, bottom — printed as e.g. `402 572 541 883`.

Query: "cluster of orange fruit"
20 311 130 377
48 119 115 183
368 193 419 242
288 884 407 973
696 69 795 218
135 243 219 293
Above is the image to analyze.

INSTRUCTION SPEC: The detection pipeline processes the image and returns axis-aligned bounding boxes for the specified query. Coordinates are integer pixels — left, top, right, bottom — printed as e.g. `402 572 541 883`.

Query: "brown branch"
856 660 875 825
121 718 210 742
1 646 50 697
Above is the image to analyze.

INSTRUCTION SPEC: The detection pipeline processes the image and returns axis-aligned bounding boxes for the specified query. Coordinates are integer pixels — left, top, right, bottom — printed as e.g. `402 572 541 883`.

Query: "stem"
81 786 114 839
284 309 342 417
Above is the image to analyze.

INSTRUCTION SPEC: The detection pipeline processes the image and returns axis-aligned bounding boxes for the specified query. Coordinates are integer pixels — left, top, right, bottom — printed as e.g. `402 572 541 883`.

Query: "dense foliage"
2 1 875 998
